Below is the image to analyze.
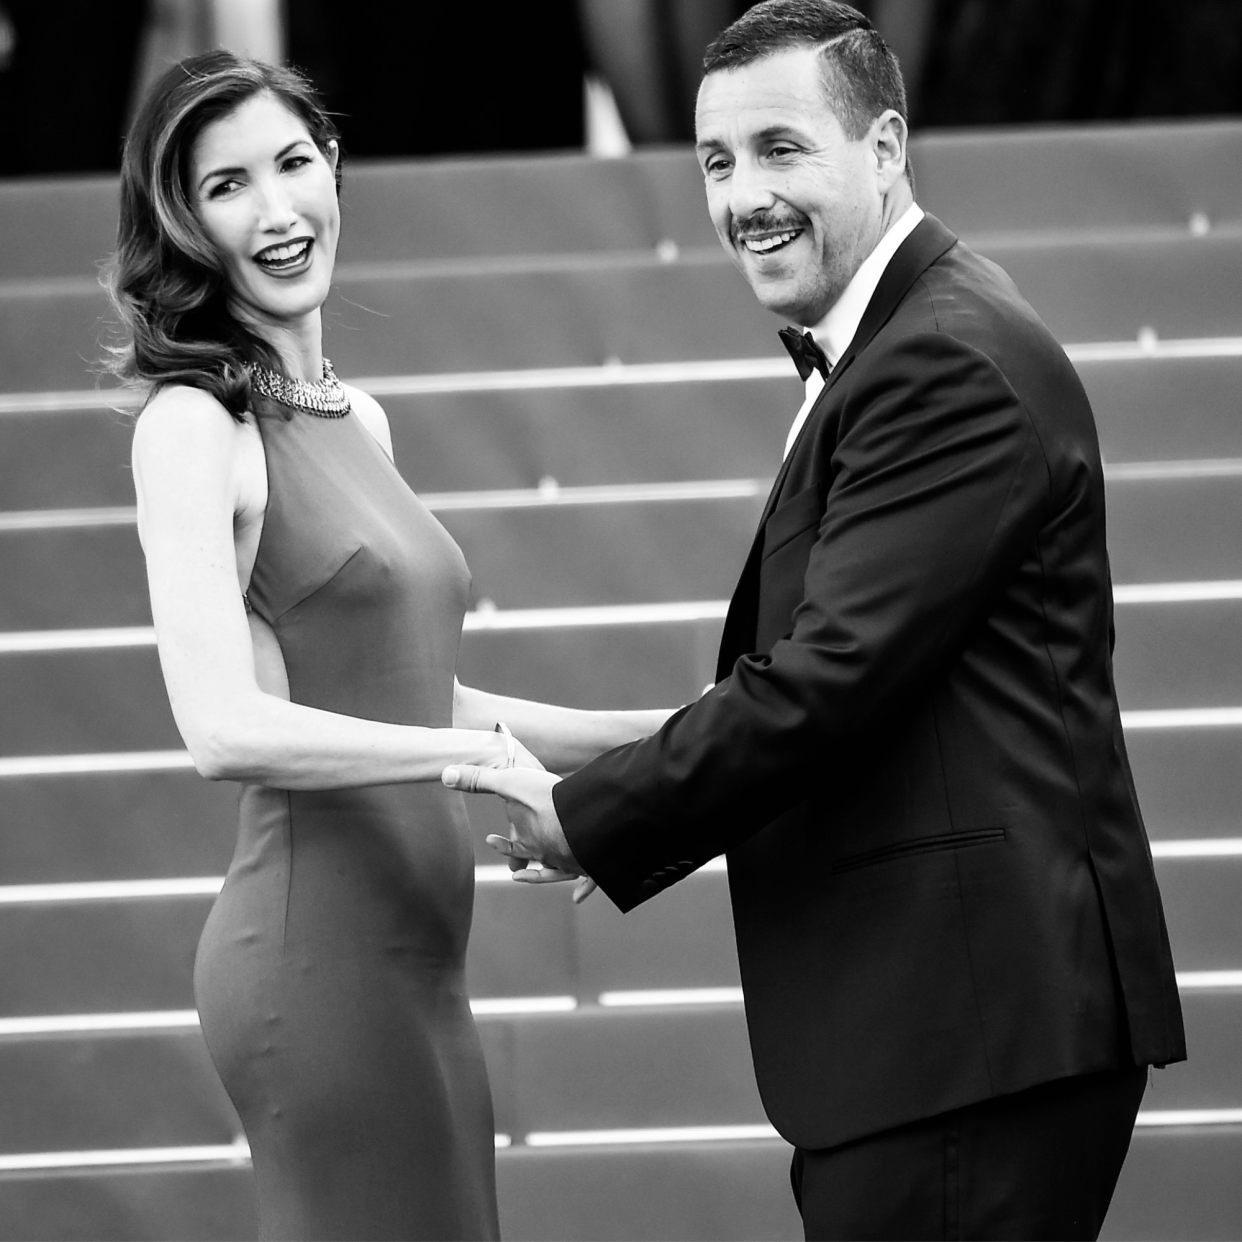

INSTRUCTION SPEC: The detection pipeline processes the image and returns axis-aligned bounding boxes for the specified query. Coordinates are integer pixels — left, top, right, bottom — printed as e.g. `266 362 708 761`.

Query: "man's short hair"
703 0 908 141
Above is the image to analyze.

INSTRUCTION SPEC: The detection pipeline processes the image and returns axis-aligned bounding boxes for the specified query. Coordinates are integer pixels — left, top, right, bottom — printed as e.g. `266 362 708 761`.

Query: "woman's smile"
253 235 315 275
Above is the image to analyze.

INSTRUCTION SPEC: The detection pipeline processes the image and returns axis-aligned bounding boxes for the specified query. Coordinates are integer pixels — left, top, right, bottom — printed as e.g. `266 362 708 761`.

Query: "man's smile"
740 227 805 254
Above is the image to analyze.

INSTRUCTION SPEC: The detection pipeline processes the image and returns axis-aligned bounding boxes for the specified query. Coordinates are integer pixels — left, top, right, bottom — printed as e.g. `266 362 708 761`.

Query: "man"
444 2 1186 1236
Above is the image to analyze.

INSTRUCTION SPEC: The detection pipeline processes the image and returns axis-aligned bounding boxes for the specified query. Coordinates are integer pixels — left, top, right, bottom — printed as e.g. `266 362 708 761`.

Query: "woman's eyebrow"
197 141 311 189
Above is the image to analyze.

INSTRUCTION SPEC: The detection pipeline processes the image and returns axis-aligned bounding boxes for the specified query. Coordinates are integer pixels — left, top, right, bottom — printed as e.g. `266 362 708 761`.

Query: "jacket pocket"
831 827 1006 874
761 486 824 562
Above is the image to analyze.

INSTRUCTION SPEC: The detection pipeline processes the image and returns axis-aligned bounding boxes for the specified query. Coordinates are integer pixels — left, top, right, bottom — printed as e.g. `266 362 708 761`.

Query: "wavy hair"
103 51 342 420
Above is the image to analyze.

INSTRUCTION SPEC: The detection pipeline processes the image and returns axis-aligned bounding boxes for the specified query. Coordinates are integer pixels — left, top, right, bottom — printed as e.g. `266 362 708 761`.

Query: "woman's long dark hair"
104 51 342 420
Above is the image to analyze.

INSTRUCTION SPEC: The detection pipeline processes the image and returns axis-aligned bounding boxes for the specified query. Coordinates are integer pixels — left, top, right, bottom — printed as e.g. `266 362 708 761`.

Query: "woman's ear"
327 138 340 176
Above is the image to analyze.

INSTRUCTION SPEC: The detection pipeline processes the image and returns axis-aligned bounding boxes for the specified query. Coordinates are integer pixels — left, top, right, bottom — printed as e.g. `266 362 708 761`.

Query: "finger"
484 833 536 863
512 867 581 885
443 764 506 795
572 878 598 904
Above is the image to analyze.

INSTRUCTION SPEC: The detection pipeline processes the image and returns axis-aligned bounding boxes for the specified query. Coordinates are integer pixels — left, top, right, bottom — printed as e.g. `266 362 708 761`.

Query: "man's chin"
748 280 826 326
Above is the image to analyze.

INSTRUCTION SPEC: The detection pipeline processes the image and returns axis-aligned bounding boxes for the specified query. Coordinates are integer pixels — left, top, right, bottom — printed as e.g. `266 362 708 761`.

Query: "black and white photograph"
0 0 1240 1238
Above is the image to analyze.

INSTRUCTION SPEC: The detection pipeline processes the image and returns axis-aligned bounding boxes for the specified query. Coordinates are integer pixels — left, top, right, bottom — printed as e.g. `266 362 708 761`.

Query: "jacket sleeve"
553 331 1052 910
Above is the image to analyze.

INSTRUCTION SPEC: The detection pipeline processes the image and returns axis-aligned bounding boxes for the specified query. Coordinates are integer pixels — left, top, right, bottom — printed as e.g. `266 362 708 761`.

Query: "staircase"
1 119 1241 1239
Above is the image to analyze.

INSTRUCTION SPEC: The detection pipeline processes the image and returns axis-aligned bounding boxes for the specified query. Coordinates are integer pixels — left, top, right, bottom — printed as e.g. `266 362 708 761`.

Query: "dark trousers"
791 1067 1147 1241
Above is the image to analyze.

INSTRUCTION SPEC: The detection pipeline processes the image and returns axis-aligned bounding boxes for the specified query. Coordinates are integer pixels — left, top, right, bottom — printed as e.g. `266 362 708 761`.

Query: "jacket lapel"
717 214 960 671
753 215 958 531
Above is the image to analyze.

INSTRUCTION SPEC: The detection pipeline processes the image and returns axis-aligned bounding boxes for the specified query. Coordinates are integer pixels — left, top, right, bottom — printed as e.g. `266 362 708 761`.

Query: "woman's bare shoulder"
134 383 238 431
133 385 252 458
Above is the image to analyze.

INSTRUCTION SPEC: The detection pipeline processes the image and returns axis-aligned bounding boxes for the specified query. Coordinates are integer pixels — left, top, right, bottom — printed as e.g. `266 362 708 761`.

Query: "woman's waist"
233 782 473 879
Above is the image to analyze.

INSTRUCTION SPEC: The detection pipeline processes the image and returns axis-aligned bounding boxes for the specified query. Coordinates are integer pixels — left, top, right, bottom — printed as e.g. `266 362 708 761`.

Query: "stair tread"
5 234 1242 392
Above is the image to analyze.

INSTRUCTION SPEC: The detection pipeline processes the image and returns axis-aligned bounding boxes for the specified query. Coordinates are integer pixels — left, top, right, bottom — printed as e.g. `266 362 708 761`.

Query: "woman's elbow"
181 712 261 782
187 733 241 782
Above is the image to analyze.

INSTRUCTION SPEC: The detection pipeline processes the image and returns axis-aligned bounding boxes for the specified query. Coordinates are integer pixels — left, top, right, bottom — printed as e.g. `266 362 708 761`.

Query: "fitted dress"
193 394 499 1241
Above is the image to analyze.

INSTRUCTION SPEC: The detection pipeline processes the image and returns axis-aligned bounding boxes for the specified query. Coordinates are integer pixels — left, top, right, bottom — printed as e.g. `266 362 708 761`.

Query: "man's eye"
768 145 797 158
705 158 732 177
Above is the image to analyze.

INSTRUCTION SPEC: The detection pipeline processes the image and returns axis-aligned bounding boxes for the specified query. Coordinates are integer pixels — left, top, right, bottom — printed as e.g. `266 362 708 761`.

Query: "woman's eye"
282 154 312 172
207 179 242 199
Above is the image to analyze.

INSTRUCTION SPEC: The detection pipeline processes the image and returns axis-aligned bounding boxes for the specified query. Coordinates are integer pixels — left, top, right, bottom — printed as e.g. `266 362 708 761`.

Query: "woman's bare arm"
132 386 512 789
453 681 679 776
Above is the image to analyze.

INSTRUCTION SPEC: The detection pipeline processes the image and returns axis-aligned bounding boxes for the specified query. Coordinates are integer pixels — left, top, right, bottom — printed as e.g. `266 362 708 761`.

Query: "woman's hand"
480 727 545 772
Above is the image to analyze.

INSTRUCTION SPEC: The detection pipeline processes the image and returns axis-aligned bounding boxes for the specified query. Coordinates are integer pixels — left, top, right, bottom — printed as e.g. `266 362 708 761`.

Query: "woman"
110 52 673 1240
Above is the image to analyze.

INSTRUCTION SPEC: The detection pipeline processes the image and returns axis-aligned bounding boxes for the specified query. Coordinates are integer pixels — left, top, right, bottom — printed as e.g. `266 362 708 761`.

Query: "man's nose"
728 158 778 221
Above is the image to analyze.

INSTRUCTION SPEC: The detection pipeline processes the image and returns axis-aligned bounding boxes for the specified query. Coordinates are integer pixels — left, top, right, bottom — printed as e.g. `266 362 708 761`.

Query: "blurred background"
1 0 1240 172
1 2 1241 1241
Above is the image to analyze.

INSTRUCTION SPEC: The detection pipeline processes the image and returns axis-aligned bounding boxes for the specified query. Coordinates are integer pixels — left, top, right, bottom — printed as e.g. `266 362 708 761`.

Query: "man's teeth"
256 240 311 266
743 230 800 253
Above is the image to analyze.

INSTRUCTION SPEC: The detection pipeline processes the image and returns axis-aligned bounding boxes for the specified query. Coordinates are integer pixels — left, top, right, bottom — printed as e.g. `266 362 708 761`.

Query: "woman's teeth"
255 240 312 270
743 230 800 254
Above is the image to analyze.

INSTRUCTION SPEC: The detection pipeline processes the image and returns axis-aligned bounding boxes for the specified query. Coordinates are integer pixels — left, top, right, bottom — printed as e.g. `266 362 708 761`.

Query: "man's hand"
442 764 598 903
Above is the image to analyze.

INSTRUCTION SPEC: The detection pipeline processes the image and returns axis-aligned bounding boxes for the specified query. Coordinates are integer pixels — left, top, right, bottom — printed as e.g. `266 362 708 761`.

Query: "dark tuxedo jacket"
553 213 1185 1151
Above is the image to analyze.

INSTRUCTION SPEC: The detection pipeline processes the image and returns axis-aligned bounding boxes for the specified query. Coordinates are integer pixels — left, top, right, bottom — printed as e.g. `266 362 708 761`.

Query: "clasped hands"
442 747 597 904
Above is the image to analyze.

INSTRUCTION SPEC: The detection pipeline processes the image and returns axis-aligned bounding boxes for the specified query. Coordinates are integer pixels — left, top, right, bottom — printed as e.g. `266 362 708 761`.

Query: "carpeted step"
2 471 1239 630
0 987 1231 1161
0 772 237 883
1106 476 1242 584
3 592 1240 760
1144 988 1242 1111
1150 856 1242 972
0 726 1235 896
1127 729 1242 839
5 233 1241 393
1113 600 1242 709
1083 356 1242 466
4 123 1240 282
914 120 1242 238
1104 1125 1242 1241
0 1004 763 1155
4 354 1241 512
0 1165 257 1242
0 622 720 757
0 871 737 1014
0 856 1230 1015
0 1030 238 1154
0 769 511 884
0 1138 803 1242
0 1125 1236 1242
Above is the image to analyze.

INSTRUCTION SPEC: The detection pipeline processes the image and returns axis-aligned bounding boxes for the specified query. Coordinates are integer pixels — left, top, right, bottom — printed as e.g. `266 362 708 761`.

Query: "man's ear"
872 109 908 191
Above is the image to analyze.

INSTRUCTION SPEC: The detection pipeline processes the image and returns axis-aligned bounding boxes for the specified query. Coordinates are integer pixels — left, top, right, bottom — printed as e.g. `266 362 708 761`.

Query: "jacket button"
677 859 694 871
641 878 659 894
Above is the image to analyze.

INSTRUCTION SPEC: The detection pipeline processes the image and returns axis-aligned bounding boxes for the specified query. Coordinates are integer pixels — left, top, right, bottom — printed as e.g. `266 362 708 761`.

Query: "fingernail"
442 767 460 787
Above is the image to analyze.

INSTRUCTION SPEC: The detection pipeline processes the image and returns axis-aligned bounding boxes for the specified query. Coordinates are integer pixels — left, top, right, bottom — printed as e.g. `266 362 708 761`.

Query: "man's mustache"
732 211 806 242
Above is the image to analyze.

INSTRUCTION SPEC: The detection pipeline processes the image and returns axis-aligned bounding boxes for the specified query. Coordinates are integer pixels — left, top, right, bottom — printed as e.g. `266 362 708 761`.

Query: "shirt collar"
803 202 924 370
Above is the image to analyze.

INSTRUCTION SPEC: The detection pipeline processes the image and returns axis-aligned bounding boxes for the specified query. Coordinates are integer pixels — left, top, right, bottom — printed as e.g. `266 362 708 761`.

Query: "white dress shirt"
783 203 926 460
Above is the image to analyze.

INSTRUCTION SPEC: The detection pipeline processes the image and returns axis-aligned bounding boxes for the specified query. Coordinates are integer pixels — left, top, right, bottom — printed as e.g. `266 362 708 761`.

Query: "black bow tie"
778 328 830 382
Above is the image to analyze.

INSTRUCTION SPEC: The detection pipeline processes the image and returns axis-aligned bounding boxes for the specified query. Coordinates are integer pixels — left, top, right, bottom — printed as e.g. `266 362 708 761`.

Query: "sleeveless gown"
193 395 500 1241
